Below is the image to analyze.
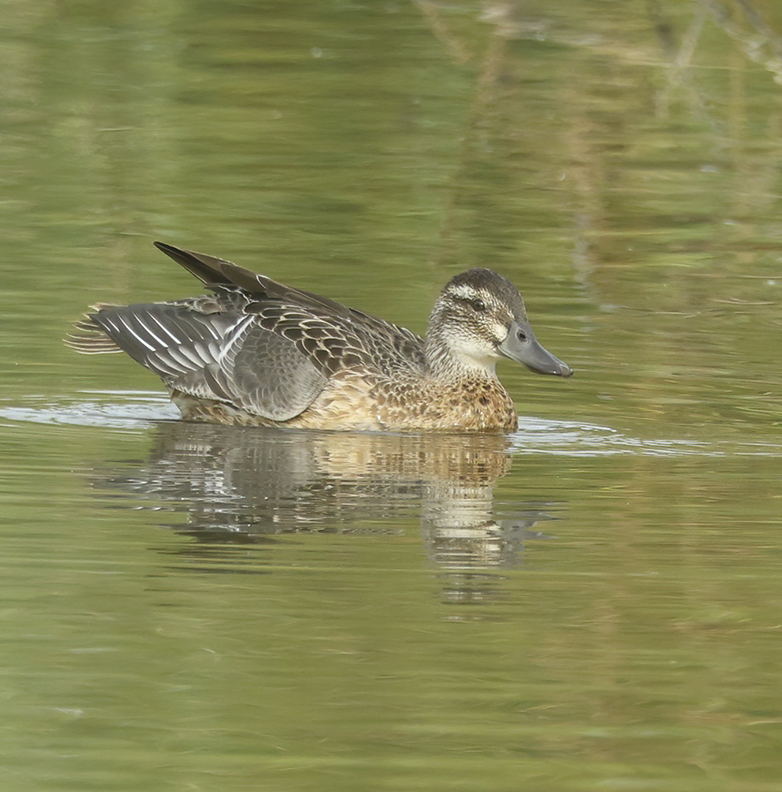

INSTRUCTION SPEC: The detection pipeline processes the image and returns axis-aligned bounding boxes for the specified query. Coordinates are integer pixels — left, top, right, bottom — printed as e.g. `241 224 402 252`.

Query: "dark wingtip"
153 241 235 286
153 240 192 265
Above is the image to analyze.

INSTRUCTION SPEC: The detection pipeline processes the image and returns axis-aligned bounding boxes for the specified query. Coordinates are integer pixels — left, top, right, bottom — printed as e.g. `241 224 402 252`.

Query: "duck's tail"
64 304 124 354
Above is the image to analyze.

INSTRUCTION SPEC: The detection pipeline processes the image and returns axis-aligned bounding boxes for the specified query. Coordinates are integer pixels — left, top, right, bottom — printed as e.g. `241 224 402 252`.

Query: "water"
2 1 782 790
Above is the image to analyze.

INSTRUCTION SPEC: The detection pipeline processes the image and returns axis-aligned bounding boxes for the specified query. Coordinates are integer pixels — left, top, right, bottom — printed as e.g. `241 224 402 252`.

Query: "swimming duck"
68 242 573 431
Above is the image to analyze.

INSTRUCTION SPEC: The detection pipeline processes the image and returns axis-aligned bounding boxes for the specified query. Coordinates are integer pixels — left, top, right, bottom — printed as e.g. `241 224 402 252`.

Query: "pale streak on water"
0 390 775 457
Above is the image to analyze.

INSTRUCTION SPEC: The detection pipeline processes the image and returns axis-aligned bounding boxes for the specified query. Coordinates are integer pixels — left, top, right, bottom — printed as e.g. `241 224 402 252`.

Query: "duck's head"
425 268 573 379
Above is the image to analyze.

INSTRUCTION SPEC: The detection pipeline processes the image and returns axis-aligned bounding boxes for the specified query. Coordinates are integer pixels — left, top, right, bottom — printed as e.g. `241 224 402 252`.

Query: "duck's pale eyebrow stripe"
449 284 481 301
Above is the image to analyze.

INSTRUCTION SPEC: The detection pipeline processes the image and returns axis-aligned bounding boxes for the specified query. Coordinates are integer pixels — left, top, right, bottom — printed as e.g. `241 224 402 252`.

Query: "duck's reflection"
98 421 558 573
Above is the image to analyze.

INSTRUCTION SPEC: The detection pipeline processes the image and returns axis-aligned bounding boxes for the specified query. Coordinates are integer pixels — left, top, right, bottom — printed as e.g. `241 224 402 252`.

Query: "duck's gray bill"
499 319 573 378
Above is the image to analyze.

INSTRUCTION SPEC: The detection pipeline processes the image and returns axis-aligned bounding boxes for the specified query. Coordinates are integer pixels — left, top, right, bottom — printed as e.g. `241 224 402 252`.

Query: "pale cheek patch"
493 322 509 344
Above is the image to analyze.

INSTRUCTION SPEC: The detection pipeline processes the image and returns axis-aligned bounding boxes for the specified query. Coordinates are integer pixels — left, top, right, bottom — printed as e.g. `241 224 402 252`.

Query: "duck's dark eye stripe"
453 294 487 312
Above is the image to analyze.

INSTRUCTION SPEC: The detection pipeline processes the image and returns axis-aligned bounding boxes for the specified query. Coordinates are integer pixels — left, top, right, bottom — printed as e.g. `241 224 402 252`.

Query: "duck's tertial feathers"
154 241 361 319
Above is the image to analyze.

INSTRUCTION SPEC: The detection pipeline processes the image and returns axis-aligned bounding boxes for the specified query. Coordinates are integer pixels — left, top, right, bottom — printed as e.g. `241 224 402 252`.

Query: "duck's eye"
469 298 487 313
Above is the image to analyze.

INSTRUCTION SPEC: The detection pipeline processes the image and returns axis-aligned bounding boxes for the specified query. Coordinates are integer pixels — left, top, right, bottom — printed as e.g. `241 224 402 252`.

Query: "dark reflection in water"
91 421 559 575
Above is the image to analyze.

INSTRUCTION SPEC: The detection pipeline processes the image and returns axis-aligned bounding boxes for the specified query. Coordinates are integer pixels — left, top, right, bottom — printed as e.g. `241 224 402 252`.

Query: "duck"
67 242 573 432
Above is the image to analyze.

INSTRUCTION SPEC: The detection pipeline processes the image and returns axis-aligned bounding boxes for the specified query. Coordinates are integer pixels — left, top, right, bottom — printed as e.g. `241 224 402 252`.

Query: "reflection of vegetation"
413 0 782 276
412 0 782 435
703 0 782 84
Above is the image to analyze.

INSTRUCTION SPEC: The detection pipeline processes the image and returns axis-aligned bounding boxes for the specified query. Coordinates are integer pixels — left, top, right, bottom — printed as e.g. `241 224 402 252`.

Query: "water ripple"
0 391 778 457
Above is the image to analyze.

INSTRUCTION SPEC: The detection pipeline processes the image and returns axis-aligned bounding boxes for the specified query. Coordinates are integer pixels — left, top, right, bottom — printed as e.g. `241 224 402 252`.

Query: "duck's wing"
155 241 428 370
68 243 427 420
68 294 328 422
155 243 426 358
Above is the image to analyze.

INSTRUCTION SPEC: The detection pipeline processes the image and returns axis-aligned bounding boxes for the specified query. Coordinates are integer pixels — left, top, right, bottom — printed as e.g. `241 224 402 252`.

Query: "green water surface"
2 1 782 790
